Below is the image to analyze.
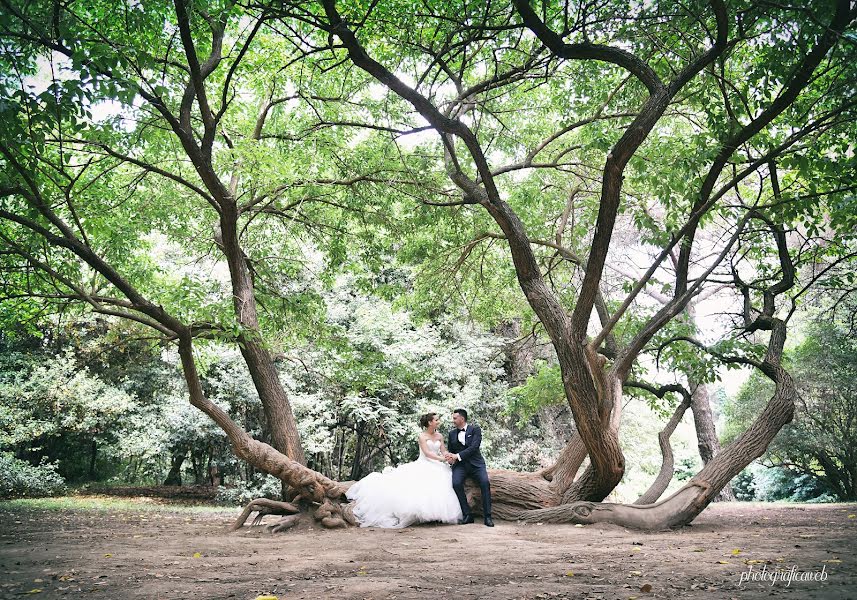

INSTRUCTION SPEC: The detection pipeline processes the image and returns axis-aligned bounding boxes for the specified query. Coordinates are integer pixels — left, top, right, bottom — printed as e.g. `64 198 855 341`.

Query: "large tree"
284 0 856 527
0 0 381 526
1 0 855 530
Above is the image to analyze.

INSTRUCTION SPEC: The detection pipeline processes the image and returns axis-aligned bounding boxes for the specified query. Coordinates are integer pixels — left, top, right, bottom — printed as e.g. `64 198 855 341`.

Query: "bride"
346 412 463 528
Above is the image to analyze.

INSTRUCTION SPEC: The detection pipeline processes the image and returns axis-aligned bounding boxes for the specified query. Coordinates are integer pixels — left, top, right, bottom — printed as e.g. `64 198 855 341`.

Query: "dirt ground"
1 500 855 600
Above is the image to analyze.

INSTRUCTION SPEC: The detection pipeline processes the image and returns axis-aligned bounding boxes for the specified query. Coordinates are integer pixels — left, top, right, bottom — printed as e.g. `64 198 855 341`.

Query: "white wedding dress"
346 438 463 528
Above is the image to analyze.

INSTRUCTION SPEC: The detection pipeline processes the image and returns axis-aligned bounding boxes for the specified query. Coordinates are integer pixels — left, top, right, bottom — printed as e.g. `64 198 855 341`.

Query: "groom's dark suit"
447 422 492 521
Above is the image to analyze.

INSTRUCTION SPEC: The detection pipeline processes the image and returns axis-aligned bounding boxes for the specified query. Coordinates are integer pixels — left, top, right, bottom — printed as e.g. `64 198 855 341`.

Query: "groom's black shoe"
458 515 474 525
484 517 495 527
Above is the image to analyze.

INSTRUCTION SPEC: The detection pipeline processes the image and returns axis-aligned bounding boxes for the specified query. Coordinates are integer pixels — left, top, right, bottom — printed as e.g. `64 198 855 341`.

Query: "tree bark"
684 303 735 502
176 333 353 528
540 432 587 494
555 364 624 501
517 319 797 529
218 205 306 465
163 449 187 486
689 381 735 501
516 370 795 528
494 318 536 387
635 395 691 505
88 439 97 480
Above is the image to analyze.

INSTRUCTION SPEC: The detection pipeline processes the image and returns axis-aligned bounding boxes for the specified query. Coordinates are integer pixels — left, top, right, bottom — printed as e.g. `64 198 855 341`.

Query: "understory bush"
215 474 283 506
0 452 67 499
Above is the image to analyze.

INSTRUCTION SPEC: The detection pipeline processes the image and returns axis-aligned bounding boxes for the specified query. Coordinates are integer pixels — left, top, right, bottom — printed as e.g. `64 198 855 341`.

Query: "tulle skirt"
346 457 463 528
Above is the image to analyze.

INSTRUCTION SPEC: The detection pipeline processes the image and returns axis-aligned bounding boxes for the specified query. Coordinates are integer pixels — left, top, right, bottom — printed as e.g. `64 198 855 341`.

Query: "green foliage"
0 324 238 486
507 362 565 423
282 275 543 478
0 452 66 499
761 469 838 503
674 457 700 482
0 342 140 482
215 474 284 507
0 350 135 446
731 469 757 501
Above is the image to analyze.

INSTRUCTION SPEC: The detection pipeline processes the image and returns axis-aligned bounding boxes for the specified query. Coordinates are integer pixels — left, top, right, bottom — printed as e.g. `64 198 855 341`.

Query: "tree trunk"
517 347 796 529
494 318 536 387
689 381 736 501
350 427 364 481
239 339 306 465
218 206 306 466
685 300 734 501
539 432 587 494
88 439 97 480
191 453 205 485
557 360 625 502
163 449 187 486
635 395 691 504
176 333 354 528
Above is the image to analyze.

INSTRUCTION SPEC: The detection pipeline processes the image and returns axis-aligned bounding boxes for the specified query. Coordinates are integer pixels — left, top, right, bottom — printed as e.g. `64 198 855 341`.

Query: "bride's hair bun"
419 412 437 429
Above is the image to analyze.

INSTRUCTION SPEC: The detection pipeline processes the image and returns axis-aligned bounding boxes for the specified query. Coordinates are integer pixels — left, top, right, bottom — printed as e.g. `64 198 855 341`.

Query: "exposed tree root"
518 481 712 530
230 498 301 531
267 514 302 533
230 496 359 531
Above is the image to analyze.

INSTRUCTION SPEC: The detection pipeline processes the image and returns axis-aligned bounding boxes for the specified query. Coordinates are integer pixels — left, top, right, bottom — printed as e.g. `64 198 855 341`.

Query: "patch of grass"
0 495 234 514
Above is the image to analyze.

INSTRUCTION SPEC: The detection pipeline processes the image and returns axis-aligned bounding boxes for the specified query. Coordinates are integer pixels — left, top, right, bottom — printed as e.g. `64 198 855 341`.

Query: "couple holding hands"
346 409 494 528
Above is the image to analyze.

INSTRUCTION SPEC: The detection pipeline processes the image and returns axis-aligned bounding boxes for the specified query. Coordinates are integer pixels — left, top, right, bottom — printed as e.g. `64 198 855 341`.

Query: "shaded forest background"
3 286 855 505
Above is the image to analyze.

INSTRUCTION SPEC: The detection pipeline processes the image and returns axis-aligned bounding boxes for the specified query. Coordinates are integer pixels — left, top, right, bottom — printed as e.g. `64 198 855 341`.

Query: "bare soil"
1 499 855 600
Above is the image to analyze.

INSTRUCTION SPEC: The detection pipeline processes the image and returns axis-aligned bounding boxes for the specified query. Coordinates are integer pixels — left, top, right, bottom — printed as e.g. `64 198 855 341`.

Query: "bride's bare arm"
418 434 444 461
440 438 456 462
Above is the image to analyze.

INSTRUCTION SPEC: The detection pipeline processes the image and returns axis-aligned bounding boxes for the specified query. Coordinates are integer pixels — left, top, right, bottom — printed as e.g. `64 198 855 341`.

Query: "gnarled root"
517 481 711 530
230 498 301 531
313 498 356 528
267 514 302 533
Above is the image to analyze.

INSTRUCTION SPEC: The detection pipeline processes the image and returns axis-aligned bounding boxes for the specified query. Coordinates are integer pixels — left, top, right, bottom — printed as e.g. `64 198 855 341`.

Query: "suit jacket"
447 423 486 468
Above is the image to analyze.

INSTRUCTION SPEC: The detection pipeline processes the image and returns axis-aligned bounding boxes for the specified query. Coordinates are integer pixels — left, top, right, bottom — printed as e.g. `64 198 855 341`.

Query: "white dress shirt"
455 424 467 461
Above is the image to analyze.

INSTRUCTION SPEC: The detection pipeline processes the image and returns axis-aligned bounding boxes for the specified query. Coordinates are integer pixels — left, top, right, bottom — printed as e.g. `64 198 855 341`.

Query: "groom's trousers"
452 462 492 519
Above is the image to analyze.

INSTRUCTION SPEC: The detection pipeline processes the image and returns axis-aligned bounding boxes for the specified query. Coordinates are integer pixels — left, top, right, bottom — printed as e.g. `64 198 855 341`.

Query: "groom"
444 409 494 527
